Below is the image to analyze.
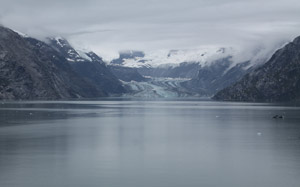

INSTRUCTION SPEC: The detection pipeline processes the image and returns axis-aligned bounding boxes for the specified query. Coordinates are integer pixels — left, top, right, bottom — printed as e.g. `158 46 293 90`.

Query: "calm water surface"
0 100 300 187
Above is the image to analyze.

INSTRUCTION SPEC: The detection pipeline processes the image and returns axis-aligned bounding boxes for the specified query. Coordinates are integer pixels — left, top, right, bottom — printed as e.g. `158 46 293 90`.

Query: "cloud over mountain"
1 0 300 61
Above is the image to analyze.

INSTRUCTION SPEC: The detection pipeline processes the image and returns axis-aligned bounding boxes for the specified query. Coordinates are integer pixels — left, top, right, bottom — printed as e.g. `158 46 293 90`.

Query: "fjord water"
0 100 300 187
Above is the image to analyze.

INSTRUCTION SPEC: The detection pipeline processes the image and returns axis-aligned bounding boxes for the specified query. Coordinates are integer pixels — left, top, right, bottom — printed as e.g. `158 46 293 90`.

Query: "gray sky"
1 0 300 61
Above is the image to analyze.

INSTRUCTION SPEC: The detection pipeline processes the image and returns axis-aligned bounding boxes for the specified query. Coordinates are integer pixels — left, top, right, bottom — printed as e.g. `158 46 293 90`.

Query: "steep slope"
182 58 252 96
0 26 104 100
109 65 147 82
48 38 126 95
213 36 300 102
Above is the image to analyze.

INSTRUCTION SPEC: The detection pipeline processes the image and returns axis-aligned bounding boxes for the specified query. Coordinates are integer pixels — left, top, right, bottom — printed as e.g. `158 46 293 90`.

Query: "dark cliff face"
213 36 300 102
181 58 252 96
48 38 127 95
0 26 105 100
109 65 147 82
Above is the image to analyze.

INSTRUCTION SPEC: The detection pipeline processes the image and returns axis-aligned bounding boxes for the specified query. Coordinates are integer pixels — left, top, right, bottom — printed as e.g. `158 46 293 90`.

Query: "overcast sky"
1 0 300 61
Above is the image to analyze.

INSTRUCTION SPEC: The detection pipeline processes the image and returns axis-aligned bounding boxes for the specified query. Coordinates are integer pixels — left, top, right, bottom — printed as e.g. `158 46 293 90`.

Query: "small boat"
273 115 284 119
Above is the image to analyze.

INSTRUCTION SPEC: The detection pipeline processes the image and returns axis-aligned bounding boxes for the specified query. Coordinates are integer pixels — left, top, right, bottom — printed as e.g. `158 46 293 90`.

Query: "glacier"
122 77 199 98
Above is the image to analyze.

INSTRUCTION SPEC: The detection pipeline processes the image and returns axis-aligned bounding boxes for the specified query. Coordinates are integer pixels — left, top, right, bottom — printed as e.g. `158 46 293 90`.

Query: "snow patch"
54 37 65 48
76 49 92 61
13 30 29 38
66 58 75 62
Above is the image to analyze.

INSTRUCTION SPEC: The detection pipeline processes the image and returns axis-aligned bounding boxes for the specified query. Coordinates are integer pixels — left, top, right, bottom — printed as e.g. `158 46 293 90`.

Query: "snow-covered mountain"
110 47 235 68
3 25 297 100
45 37 278 98
109 47 266 97
48 37 96 63
47 37 127 95
0 26 106 100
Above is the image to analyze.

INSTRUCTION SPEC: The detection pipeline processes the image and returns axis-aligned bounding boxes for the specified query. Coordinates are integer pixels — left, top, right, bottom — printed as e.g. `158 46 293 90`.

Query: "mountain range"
109 49 257 97
0 25 299 101
0 26 124 100
47 37 126 95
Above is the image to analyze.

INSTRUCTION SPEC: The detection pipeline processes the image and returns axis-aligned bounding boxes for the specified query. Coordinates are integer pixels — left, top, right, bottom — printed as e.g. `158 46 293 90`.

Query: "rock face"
182 58 252 96
47 37 126 95
0 26 104 100
213 36 300 102
109 65 147 82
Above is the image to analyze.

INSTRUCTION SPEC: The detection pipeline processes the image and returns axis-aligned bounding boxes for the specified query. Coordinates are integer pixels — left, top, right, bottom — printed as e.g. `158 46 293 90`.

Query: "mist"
1 0 300 62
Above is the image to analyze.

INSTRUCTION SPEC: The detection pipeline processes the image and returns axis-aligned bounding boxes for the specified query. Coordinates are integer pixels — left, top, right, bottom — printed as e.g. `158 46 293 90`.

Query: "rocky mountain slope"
213 36 300 102
109 66 147 82
48 37 126 95
182 58 253 96
1 24 286 100
0 26 105 100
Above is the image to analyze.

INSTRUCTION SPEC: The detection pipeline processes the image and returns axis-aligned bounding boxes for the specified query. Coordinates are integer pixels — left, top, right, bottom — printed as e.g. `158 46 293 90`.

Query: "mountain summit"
48 37 126 95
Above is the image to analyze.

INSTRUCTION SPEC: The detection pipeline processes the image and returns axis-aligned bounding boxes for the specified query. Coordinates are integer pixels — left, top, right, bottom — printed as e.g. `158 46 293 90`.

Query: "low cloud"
1 0 300 62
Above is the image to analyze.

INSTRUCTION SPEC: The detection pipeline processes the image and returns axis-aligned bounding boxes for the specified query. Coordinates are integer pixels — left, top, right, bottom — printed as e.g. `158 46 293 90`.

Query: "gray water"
0 100 300 187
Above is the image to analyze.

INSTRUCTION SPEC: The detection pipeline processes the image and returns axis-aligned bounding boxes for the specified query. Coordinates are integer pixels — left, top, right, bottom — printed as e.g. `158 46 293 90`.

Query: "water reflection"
0 101 300 187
